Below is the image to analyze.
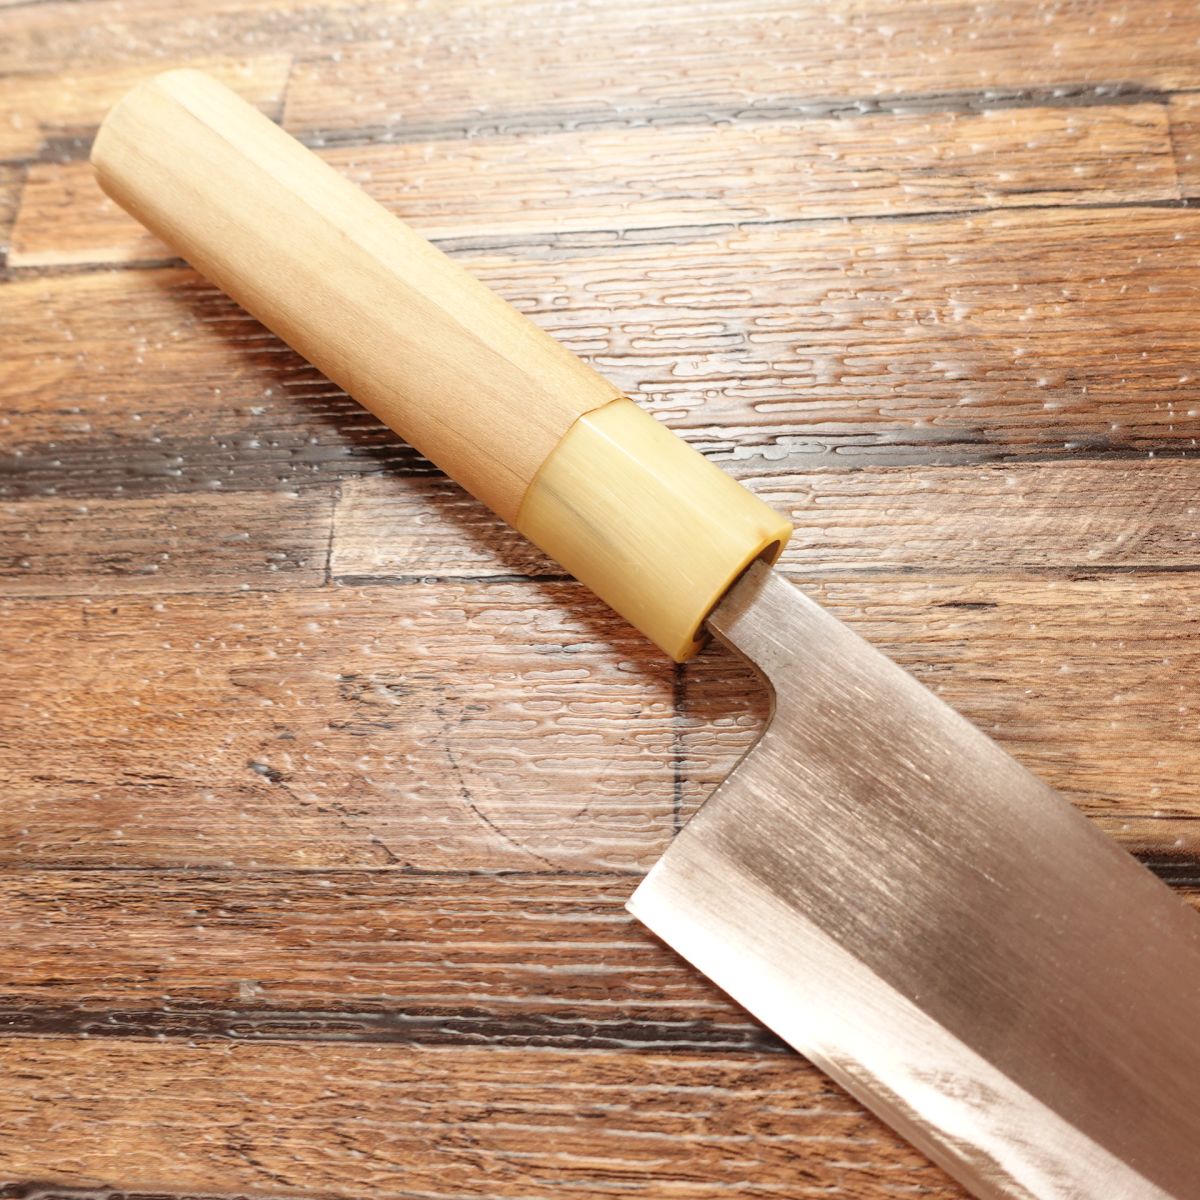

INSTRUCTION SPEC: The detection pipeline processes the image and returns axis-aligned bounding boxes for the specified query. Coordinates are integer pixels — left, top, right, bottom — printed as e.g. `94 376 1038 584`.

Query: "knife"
91 70 1200 1199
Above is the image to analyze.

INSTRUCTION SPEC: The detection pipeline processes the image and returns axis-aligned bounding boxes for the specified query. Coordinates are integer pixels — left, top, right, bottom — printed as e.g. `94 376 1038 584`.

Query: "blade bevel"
628 561 1200 1199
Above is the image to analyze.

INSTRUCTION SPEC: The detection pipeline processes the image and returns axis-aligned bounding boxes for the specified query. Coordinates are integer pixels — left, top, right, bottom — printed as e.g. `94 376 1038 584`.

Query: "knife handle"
92 70 791 660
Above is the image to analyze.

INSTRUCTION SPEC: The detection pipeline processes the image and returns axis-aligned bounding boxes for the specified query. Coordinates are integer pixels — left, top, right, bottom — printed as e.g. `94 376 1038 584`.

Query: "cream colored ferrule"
517 399 792 661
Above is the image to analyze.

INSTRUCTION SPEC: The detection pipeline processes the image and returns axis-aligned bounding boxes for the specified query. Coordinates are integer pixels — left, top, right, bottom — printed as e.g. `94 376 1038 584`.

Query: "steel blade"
628 560 1200 1199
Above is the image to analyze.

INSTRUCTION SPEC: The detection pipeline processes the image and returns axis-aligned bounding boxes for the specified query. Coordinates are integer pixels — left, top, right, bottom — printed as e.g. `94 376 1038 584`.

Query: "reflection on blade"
628 561 1200 1200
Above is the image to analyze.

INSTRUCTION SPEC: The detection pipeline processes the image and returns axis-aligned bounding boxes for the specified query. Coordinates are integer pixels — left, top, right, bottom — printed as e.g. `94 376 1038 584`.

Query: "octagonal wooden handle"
92 70 791 659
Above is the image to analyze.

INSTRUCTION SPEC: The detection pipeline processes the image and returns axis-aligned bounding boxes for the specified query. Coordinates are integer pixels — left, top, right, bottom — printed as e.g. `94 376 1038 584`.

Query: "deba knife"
93 70 1200 1199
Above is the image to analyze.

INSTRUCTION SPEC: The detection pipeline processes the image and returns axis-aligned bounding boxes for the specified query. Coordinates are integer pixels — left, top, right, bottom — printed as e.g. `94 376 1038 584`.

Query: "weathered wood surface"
4 571 1198 873
3 1 1200 1196
1 584 677 871
9 102 1179 266
0 1040 961 1199
0 489 333 595
0 54 290 161
1170 93 1200 197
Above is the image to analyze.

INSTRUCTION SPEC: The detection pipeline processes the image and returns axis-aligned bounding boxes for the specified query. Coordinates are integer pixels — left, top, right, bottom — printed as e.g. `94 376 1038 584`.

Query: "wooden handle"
92 70 791 659
91 69 620 526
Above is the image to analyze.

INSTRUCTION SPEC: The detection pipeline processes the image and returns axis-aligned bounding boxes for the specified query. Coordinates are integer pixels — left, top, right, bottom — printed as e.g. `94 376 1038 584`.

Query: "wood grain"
332 459 1200 581
2 868 1194 1044
9 102 1177 268
0 267 377 500
505 207 1200 465
0 583 674 871
0 871 743 1040
767 459 1200 574
5 865 1194 1038
5 0 1200 124
281 2 1200 138
3 457 1195 868
1168 92 1200 196
12 157 181 268
331 475 557 583
0 55 291 161
0 488 333 595
0 0 355 79
0 163 20 265
3 570 1196 870
0 1039 960 1199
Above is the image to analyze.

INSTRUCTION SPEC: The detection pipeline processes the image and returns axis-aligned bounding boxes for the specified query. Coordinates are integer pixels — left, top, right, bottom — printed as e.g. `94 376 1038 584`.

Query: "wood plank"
0 488 333 595
0 163 20 266
1168 92 1200 196
517 207 1200 466
0 54 291 162
682 572 1200 856
281 2 1200 139
6 206 1200 501
0 1038 960 1199
6 0 1200 121
764 459 1200 575
0 871 747 1043
8 103 1178 268
332 475 556 582
2 568 1196 870
11 158 176 269
332 460 1200 582
0 267 405 500
0 0 350 79
0 583 675 871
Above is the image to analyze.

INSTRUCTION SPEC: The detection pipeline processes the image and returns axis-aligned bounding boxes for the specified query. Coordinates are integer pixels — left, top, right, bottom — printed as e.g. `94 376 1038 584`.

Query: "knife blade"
91 69 1200 1198
633 559 1200 1199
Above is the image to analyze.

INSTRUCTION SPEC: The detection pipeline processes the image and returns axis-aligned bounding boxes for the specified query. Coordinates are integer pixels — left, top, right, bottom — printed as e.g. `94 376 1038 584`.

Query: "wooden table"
2 2 1198 1196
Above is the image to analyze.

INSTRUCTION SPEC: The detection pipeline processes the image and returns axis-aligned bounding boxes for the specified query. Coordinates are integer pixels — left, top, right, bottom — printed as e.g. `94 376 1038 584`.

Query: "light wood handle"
92 70 791 660
91 69 620 526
